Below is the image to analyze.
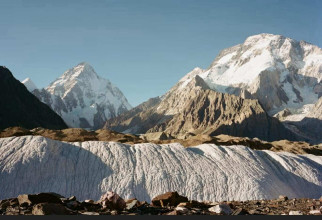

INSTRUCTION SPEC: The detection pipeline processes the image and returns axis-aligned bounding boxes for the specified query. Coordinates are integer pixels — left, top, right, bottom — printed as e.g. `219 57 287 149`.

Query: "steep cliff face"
32 62 132 129
0 66 68 130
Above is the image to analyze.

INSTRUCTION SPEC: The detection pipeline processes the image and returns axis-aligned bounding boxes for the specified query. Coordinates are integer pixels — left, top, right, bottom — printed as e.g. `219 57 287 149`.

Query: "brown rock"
18 193 63 206
0 200 10 211
151 192 188 207
32 203 70 215
99 191 126 211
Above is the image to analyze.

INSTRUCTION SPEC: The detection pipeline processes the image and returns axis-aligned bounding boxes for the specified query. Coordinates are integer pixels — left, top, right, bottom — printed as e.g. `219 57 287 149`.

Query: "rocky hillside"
0 136 321 202
1 127 321 155
0 66 68 130
31 62 132 129
105 75 298 142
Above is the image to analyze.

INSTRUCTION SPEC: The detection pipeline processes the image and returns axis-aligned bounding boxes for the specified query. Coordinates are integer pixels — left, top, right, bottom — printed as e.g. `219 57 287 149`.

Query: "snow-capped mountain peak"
179 33 322 114
21 77 38 92
32 62 132 129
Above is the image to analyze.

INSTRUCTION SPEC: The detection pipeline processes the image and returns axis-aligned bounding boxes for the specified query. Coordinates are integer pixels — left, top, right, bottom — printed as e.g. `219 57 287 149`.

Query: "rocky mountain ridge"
0 66 67 130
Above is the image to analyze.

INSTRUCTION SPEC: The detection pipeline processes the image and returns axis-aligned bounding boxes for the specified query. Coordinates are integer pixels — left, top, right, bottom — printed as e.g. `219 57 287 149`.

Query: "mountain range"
104 34 321 143
10 33 322 143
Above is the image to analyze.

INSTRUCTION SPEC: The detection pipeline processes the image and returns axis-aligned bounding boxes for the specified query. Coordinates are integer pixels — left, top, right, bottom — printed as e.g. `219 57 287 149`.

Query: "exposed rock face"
0 66 68 130
148 89 297 142
104 96 161 134
106 75 298 142
32 62 132 129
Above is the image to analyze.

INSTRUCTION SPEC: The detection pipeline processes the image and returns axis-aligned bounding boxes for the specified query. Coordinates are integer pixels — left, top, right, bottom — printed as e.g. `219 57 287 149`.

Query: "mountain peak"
21 77 38 92
68 62 97 78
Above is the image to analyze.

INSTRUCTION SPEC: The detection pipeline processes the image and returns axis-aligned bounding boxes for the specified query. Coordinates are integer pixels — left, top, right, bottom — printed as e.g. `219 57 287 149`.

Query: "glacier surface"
0 136 321 202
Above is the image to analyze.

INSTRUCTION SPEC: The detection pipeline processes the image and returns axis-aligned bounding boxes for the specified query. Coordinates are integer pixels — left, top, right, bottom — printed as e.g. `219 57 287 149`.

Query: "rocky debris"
278 195 288 202
32 203 70 215
208 204 233 215
1 127 321 156
0 192 322 215
125 199 140 210
151 192 189 207
289 210 303 215
99 191 126 211
18 193 63 206
0 127 142 145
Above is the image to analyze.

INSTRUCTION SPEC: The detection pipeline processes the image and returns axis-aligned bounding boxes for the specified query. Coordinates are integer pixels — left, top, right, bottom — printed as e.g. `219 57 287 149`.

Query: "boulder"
208 204 233 215
175 206 189 214
309 210 321 215
289 210 303 215
0 200 10 211
81 212 99 215
18 193 63 206
125 199 140 210
84 200 94 204
32 203 70 215
278 195 288 201
151 192 188 207
99 191 126 211
68 196 76 201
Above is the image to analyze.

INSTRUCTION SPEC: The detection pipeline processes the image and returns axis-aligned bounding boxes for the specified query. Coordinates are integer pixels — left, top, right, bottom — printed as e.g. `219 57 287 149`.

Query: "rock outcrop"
0 66 68 130
105 75 298 142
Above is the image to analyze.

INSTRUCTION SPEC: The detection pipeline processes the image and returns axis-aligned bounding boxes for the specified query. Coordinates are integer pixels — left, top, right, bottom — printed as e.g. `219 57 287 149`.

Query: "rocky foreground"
1 191 321 215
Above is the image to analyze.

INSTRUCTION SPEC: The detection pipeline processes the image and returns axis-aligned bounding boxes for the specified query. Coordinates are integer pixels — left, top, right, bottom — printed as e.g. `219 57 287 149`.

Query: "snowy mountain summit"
33 62 132 129
182 33 322 115
21 78 38 92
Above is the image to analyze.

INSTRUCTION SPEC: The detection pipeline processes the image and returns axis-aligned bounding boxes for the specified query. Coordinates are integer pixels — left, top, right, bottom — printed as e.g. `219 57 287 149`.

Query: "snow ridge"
21 78 38 92
0 136 321 202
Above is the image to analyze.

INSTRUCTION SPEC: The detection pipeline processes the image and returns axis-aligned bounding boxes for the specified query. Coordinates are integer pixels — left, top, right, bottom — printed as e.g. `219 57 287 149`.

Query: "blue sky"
0 0 321 106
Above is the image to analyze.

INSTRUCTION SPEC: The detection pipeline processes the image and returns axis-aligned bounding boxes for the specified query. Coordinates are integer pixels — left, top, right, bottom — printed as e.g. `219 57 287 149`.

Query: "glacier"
0 136 321 202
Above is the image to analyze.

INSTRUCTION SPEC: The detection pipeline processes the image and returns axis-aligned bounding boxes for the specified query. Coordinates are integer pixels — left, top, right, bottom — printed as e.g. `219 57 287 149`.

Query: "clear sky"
1 0 321 106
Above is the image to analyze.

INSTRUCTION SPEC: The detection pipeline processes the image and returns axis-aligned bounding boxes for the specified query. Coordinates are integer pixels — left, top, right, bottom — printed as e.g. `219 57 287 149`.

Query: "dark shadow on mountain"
0 66 68 130
284 117 322 144
209 112 301 142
